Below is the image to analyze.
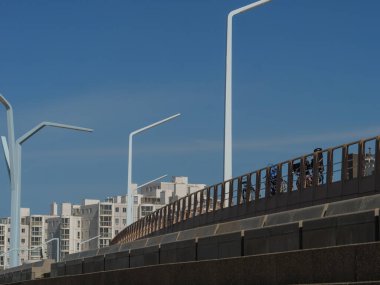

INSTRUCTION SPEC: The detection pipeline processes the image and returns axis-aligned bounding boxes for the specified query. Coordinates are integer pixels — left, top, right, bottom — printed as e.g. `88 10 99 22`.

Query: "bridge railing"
112 135 380 244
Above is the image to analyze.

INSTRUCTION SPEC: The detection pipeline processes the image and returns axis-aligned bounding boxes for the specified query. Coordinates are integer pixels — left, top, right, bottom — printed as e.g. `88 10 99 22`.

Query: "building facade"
0 176 206 267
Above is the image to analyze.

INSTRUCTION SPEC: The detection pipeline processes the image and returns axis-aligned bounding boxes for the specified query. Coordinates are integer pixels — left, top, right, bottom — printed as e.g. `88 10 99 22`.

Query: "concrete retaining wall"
46 208 379 280
9 242 380 285
244 222 300 255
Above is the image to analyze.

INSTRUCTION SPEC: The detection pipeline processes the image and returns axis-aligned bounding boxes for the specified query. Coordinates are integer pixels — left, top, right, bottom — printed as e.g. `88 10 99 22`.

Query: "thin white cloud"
234 126 380 151
24 126 380 159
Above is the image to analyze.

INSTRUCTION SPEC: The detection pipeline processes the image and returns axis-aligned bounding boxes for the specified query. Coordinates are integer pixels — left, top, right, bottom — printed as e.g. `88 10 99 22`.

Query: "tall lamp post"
224 0 271 181
0 94 93 267
127 113 181 226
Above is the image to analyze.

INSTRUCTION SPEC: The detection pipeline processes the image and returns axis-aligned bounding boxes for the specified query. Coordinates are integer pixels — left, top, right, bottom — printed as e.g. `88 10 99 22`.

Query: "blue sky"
0 0 379 216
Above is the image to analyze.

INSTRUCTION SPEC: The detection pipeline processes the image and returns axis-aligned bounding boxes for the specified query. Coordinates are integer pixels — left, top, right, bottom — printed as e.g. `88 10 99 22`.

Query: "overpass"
112 135 380 244
1 135 380 284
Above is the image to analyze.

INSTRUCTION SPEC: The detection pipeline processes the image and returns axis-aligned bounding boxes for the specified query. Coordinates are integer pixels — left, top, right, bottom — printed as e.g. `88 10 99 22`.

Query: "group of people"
241 148 325 201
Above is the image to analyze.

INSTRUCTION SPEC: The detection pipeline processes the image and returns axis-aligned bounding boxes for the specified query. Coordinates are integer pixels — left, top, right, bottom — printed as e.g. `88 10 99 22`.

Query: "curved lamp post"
76 235 101 253
0 239 60 268
136 174 168 190
0 94 93 267
127 113 181 226
224 0 271 181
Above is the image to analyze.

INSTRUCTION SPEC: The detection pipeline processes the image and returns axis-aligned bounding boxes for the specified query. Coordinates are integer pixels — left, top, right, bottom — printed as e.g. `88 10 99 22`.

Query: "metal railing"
112 135 380 244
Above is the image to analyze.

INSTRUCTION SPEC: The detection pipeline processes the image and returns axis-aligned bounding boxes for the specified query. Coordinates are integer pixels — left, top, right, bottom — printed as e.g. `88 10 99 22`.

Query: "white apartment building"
0 218 10 269
133 176 206 223
0 208 53 269
47 195 128 260
1 176 206 266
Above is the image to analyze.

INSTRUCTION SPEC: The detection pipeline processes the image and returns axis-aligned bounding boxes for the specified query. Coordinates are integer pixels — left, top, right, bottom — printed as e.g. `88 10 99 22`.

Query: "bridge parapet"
112 135 380 244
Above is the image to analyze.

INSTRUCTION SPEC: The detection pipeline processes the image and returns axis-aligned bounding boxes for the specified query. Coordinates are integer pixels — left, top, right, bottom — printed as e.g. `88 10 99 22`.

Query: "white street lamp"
0 94 93 267
224 0 271 181
136 174 167 190
29 238 60 262
76 235 101 253
127 113 181 226
0 238 60 268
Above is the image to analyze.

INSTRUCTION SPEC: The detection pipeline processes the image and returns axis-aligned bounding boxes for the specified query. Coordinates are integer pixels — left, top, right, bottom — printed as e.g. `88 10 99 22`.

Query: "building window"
31 227 42 236
100 228 111 238
99 239 110 248
115 207 119 213
77 243 80 251
61 229 70 239
77 232 80 239
122 208 126 213
21 228 25 233
100 216 112 227
115 230 119 235
21 239 25 244
62 218 70 228
122 219 126 225
115 218 119 225
141 206 154 217
100 205 112 215
61 240 69 251
77 221 80 228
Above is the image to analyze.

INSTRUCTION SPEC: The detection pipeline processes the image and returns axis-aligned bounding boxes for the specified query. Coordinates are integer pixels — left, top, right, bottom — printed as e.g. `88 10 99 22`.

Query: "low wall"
11 242 380 285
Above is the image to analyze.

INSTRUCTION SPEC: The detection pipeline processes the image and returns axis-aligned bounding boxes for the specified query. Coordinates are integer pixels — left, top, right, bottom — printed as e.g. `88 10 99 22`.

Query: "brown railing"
112 135 380 245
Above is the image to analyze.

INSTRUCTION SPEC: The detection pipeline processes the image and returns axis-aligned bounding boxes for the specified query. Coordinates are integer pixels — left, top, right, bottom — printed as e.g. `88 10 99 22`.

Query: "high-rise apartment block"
0 176 206 268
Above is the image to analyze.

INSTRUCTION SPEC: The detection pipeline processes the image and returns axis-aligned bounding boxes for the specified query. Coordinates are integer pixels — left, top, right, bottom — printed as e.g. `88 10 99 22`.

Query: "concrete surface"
7 242 380 285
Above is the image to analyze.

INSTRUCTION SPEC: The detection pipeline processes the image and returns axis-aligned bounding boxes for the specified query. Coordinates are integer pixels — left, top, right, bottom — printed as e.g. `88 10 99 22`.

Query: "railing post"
141 217 145 237
206 187 211 212
300 157 306 190
246 174 252 205
313 151 319 187
221 183 226 209
171 203 175 225
358 140 365 178
288 161 293 192
176 200 180 223
187 195 191 219
168 204 172 227
163 206 167 229
276 164 282 194
237 177 243 205
193 193 198 217
199 190 204 215
229 180 233 207
265 167 271 197
342 145 348 182
147 216 151 235
256 171 261 200
153 212 157 232
157 208 161 230
376 137 380 192
181 198 186 221
150 215 154 234
327 149 333 185
157 210 161 231
213 185 218 211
